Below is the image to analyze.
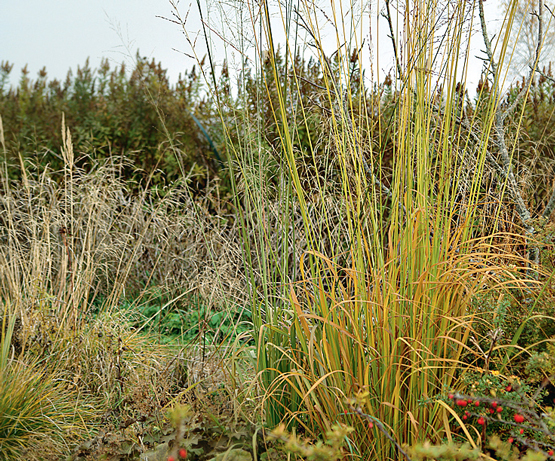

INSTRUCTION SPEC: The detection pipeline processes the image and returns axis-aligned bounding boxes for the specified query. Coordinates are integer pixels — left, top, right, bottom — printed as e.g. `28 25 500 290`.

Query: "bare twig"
382 0 403 79
532 65 555 85
542 182 555 220
501 1 544 120
478 0 542 268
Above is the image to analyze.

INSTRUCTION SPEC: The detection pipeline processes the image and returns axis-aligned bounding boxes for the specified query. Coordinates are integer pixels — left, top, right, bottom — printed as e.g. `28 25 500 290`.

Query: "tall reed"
181 0 535 457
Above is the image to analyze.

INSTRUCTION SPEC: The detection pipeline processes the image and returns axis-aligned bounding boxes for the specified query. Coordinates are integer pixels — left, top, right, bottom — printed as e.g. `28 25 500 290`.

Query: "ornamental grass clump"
0 306 88 459
172 0 547 458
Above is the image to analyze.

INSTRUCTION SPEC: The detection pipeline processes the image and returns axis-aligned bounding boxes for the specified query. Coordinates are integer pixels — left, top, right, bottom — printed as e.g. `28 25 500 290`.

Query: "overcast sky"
1 0 191 84
1 1 502 91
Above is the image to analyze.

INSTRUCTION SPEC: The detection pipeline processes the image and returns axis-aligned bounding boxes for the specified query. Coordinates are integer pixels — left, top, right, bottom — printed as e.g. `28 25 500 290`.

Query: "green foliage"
468 288 555 376
407 441 482 460
163 403 259 461
268 423 353 461
443 369 555 458
121 294 252 344
445 371 533 440
407 437 550 461
2 52 554 208
0 55 220 191
488 436 549 461
525 343 555 383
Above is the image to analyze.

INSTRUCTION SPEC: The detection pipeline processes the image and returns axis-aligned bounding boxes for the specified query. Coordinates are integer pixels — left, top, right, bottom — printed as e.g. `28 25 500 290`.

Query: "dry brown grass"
0 142 264 457
0 154 251 310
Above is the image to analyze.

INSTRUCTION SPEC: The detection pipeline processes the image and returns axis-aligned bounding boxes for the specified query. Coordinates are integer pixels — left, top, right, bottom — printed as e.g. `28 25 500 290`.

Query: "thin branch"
532 64 555 85
542 180 555 220
477 0 498 77
478 0 539 266
501 1 544 120
382 0 403 79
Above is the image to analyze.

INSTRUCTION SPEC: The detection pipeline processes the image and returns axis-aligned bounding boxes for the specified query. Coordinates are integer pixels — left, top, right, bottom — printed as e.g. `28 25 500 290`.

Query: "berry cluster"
447 392 555 458
167 448 188 461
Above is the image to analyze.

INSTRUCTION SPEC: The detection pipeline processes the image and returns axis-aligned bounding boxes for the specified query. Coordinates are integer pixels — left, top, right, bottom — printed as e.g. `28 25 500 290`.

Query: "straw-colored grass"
0 130 255 456
0 305 91 458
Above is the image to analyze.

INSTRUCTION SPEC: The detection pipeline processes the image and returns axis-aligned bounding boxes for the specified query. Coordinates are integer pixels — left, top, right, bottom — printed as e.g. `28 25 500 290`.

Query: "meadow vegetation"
2 0 555 459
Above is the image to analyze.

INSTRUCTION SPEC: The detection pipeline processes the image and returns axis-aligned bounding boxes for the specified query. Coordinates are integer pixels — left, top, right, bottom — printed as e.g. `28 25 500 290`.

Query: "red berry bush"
444 370 555 458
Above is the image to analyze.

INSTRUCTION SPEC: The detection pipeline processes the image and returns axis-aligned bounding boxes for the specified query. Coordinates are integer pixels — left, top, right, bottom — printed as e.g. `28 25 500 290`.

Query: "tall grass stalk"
182 0 537 458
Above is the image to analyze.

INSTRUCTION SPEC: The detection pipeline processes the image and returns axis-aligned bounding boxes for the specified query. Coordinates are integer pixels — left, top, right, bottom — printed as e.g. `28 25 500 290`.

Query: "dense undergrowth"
2 0 555 460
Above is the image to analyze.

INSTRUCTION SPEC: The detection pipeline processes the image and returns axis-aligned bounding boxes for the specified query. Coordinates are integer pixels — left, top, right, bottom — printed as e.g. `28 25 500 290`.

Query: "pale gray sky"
1 0 192 84
1 1 502 92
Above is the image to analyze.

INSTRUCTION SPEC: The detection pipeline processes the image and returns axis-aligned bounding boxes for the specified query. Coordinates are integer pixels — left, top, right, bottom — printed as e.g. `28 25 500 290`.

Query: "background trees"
500 0 555 78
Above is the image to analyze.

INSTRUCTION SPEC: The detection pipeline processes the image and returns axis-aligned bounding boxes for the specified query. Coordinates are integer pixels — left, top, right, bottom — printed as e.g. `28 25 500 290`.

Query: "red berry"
549 450 554 456
456 399 468 407
463 415 467 420
467 399 473 404
489 408 495 414
497 406 503 413
369 422 374 428
474 401 480 407
491 401 497 408
520 428 524 434
344 410 348 414
477 417 486 425
179 448 187 458
508 437 514 443
506 385 512 392
168 457 175 461
514 414 525 423
448 393 454 399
